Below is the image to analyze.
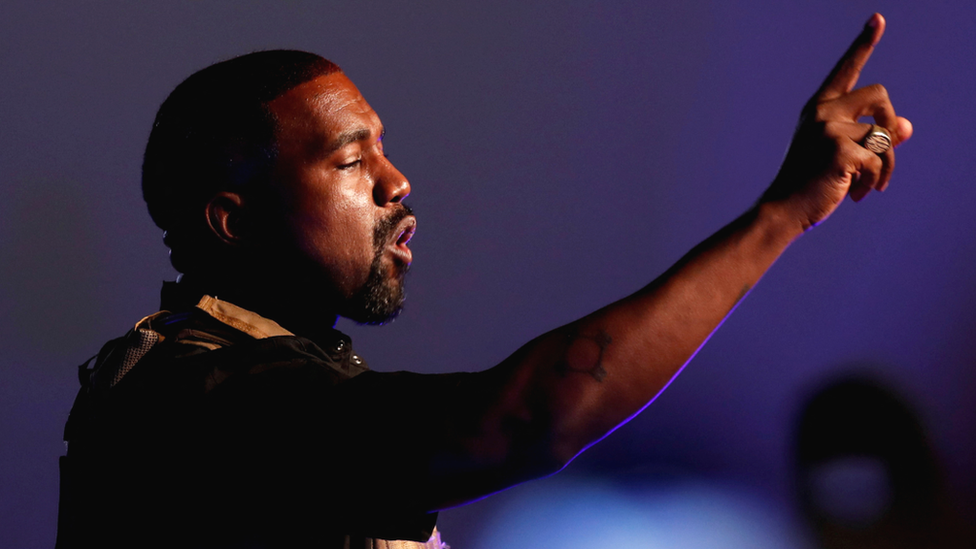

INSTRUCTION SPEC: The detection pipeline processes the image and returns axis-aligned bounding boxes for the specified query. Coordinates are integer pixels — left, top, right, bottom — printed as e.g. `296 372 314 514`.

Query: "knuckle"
866 152 884 171
876 84 890 100
868 83 890 102
814 102 832 122
822 120 845 139
836 149 856 170
836 143 864 169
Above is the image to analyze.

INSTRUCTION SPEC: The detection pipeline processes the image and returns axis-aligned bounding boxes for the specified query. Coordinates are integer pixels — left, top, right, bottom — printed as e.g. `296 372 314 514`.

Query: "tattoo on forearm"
555 330 611 382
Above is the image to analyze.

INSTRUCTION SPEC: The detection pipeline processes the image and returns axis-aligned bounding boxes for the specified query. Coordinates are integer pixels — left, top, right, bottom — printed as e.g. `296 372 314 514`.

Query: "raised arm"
423 13 913 509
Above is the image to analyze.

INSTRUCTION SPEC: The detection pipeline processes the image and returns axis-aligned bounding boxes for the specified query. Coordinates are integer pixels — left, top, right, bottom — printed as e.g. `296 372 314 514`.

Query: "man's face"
264 72 415 324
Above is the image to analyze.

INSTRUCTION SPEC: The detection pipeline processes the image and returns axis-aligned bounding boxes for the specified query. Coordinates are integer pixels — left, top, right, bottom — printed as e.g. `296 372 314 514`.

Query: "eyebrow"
325 126 386 155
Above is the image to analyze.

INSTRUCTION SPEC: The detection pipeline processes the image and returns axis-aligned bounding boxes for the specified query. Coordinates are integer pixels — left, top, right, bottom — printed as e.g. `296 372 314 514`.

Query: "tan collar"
194 295 294 339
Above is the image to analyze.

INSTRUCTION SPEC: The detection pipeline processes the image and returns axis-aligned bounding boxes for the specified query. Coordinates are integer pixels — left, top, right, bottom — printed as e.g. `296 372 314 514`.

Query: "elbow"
500 438 575 484
484 417 583 483
512 425 589 480
546 434 591 474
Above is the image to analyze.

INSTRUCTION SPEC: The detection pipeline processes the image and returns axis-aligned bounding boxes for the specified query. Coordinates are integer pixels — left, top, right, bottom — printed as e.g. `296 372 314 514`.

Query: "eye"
337 159 362 170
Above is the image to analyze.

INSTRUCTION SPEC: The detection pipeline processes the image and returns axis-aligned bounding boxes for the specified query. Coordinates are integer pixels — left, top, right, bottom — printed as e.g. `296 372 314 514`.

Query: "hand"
762 13 913 231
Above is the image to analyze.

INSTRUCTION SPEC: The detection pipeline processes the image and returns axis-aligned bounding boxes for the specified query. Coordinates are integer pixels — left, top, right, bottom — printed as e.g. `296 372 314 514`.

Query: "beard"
343 204 414 325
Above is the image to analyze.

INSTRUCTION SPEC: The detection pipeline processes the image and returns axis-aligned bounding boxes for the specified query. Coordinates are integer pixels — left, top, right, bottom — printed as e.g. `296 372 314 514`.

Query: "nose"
374 157 411 205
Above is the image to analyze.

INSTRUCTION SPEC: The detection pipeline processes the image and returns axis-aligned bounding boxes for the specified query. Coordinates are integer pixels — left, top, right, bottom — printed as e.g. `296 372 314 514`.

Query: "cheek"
273 167 379 276
294 195 377 273
333 190 380 248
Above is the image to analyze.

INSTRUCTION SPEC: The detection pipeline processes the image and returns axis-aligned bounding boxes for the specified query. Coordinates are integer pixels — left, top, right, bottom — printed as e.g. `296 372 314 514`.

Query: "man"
57 13 911 549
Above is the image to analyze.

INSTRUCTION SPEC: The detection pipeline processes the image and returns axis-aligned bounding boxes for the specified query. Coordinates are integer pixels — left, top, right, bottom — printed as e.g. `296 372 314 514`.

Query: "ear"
205 192 248 246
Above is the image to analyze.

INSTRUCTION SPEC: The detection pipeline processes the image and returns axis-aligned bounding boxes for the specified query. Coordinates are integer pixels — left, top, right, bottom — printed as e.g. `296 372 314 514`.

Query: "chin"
343 273 406 326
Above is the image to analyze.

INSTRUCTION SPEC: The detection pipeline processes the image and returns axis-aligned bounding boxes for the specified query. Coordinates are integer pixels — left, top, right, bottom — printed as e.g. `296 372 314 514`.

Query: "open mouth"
389 216 416 264
396 218 416 248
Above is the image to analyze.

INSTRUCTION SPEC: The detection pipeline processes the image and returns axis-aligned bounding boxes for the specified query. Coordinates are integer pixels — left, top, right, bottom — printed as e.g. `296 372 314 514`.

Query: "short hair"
141 50 341 272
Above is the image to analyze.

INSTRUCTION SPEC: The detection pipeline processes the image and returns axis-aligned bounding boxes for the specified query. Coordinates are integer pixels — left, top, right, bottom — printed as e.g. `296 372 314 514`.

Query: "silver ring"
862 124 892 154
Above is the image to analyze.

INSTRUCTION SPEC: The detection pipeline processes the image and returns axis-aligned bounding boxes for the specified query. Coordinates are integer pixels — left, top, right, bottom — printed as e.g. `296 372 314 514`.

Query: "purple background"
2 1 973 546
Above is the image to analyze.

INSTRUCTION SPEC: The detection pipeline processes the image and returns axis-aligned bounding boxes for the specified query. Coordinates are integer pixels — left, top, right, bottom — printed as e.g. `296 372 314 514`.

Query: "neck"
174 273 341 339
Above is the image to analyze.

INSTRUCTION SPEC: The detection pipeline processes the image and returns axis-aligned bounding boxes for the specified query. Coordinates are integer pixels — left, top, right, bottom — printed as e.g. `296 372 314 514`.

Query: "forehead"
268 72 380 150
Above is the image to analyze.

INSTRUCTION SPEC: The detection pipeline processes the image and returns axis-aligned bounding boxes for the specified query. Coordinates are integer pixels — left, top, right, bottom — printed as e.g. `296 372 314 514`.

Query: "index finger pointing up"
815 13 886 102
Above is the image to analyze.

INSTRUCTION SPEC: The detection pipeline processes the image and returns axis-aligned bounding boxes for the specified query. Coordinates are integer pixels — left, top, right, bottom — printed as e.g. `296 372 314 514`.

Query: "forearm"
491 200 804 465
433 12 910 511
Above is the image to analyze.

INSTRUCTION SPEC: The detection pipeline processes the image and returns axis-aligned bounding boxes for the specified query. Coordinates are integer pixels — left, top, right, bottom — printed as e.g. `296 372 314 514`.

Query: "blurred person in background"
796 376 971 548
